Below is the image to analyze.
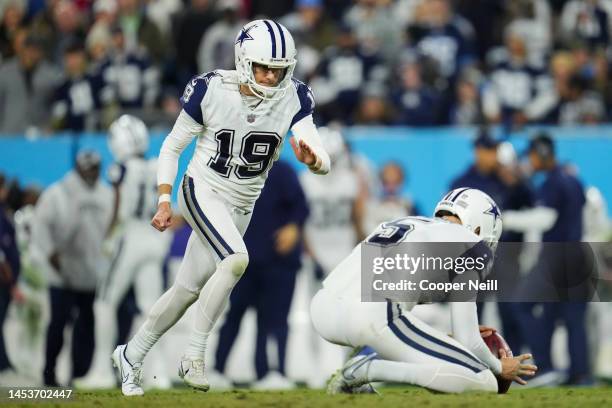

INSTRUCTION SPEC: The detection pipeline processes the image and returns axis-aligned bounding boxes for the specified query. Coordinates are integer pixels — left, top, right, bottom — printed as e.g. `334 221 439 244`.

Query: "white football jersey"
322 216 490 305
180 69 315 209
108 157 159 224
301 159 359 273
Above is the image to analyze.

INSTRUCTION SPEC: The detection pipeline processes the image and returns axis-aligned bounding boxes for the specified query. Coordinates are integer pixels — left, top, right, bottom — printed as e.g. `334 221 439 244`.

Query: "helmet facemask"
240 57 296 101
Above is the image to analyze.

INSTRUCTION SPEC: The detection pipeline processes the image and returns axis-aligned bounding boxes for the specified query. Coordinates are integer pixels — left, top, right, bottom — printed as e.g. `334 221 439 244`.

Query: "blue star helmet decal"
484 203 500 222
236 25 256 46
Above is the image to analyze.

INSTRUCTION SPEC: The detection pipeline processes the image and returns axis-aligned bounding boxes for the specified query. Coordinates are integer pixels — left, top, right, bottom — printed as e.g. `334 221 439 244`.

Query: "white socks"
126 328 161 364
184 328 210 360
126 284 199 363
125 254 248 364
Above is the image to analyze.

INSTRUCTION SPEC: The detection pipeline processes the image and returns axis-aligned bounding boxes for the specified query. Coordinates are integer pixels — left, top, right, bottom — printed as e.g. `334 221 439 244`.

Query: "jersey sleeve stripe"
272 20 286 58
290 81 315 128
263 20 277 58
180 76 208 125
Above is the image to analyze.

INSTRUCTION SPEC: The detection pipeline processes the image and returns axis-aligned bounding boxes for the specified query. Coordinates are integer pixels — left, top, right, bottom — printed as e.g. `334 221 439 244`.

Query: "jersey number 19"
208 129 281 179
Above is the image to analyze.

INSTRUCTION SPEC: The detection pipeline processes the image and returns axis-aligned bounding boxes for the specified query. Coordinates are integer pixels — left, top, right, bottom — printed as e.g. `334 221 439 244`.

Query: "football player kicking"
112 20 330 396
311 188 538 394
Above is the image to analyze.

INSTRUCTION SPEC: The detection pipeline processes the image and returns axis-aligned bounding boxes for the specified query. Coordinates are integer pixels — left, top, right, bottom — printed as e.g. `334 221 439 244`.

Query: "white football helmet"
234 19 297 100
434 188 503 251
108 115 149 162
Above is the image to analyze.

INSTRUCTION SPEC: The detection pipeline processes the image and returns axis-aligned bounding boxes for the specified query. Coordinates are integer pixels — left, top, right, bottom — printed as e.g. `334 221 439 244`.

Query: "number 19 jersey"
180 69 314 209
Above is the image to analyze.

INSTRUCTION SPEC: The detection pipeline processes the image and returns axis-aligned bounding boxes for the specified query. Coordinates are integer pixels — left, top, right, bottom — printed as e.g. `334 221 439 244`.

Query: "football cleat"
111 345 144 396
179 357 210 391
327 352 378 395
350 382 380 394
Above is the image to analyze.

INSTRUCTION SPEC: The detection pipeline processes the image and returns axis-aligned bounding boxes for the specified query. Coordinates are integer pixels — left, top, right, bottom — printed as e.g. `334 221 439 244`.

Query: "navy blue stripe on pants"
386 302 485 374
182 176 235 260
187 177 234 255
397 314 485 368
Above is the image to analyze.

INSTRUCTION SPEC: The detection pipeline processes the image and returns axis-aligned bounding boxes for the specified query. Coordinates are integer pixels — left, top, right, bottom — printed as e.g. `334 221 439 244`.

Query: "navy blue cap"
473 130 499 149
526 132 555 158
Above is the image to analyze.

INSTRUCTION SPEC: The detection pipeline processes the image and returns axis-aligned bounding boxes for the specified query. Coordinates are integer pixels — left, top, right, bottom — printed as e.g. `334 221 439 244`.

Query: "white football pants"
310 289 498 393
125 175 251 363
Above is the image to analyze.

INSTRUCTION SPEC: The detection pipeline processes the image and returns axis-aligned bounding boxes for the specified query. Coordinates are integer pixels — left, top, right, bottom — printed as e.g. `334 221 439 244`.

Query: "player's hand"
479 325 497 338
275 223 300 255
290 137 318 168
499 349 537 385
151 202 173 232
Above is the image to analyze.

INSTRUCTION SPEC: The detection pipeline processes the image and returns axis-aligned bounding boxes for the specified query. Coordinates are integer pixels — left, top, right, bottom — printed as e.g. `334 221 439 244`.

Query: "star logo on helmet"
484 203 500 222
236 25 256 47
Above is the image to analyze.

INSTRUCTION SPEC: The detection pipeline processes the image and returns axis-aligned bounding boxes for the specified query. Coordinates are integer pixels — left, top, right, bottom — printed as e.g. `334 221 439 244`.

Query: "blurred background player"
6 183 44 381
450 131 534 352
0 173 24 380
504 133 589 386
75 115 171 389
214 159 309 390
490 141 535 354
112 19 330 396
299 126 366 386
364 160 419 233
450 130 505 207
301 127 366 275
30 151 112 386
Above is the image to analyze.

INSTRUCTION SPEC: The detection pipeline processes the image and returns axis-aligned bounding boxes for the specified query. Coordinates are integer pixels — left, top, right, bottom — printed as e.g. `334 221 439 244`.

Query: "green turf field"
4 387 612 407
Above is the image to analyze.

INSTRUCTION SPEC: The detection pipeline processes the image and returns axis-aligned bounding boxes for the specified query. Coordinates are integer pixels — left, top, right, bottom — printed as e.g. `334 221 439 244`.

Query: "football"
483 332 513 394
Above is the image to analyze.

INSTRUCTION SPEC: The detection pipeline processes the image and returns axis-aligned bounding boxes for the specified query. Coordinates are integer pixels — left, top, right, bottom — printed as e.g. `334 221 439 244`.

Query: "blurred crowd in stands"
2 0 612 134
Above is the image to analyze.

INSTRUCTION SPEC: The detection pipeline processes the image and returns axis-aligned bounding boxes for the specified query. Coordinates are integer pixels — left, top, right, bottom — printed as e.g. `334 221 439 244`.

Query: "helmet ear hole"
474 226 481 236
